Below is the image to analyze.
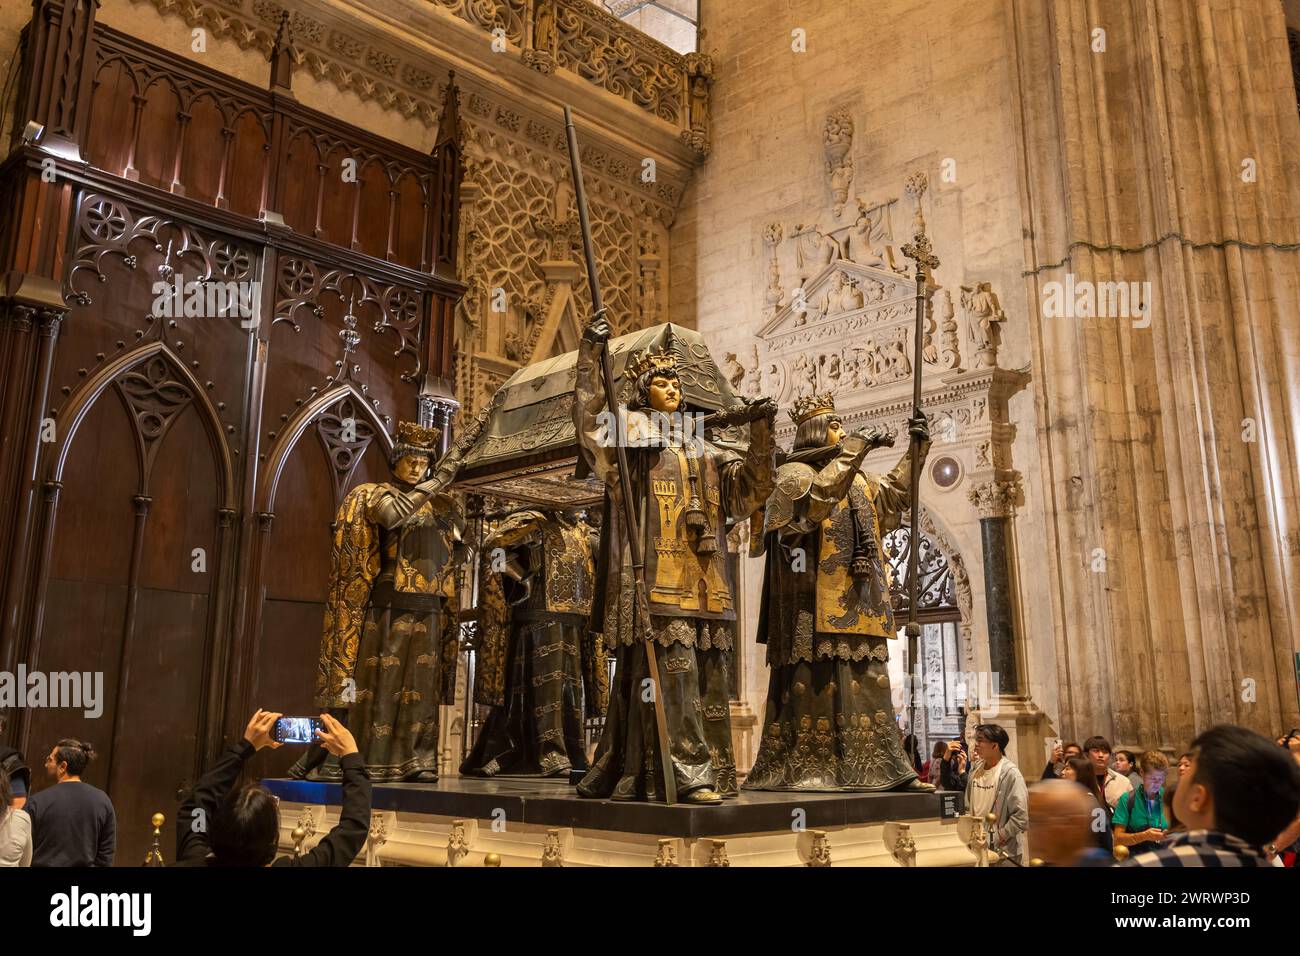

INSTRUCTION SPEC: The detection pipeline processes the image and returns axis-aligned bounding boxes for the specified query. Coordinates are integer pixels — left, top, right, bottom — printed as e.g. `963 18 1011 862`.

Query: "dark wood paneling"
1 3 465 866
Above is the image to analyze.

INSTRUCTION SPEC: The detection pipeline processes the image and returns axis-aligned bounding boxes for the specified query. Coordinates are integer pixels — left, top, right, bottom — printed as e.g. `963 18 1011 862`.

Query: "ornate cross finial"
901 170 939 279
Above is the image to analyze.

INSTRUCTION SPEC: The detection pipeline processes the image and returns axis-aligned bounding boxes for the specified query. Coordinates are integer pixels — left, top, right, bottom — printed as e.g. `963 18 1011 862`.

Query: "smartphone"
271 717 323 745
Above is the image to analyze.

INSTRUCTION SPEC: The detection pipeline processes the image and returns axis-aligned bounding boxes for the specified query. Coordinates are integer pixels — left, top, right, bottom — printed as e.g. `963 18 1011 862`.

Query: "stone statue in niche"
682 53 714 156
823 109 854 217
722 351 747 391
962 282 1005 369
524 0 558 73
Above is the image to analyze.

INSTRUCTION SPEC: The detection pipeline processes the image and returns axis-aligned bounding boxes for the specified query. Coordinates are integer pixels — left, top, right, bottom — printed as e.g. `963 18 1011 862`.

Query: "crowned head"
790 392 845 450
626 347 681 414
390 420 441 484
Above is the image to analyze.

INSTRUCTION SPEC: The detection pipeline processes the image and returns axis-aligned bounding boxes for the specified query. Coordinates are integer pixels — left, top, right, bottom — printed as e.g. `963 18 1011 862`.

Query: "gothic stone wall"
672 0 1054 760
675 0 1300 756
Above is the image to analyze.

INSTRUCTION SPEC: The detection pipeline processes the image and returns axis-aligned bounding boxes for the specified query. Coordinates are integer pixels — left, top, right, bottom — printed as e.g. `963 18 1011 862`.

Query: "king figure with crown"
291 420 465 783
574 315 777 804
744 392 936 792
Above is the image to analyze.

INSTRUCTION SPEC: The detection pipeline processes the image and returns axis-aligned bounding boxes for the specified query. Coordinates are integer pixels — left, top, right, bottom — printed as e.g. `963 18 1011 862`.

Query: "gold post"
143 812 165 866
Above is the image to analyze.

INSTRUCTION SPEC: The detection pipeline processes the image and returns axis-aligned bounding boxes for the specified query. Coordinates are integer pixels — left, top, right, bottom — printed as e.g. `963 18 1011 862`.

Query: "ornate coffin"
452 322 743 506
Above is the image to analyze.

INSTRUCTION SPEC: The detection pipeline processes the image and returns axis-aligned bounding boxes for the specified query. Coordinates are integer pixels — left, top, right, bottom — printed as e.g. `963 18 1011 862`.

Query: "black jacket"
174 740 371 867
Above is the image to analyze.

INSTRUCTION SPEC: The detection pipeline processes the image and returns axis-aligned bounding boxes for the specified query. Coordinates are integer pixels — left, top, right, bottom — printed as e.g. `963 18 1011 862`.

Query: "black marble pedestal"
262 775 962 839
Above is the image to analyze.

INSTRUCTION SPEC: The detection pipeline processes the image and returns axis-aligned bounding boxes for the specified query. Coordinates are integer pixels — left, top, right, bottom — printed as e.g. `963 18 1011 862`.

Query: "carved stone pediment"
760 258 919 346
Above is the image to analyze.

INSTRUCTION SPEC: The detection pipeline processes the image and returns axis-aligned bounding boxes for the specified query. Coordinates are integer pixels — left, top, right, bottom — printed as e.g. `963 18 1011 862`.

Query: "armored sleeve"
484 509 546 551
720 412 777 519
868 438 931 532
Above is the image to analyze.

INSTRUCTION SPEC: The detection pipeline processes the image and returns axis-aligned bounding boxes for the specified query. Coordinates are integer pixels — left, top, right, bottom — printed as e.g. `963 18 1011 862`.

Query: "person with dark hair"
1083 735 1132 809
0 769 31 866
1113 749 1143 791
1041 740 1082 780
921 741 947 787
965 723 1028 864
941 738 970 791
1176 752 1193 778
176 709 370 867
1061 755 1113 854
1112 750 1169 857
0 713 30 809
1125 724 1300 867
902 734 923 776
25 738 115 866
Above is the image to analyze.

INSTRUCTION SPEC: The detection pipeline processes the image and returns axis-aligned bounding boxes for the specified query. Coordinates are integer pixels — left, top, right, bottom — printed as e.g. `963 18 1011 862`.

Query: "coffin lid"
452 322 741 507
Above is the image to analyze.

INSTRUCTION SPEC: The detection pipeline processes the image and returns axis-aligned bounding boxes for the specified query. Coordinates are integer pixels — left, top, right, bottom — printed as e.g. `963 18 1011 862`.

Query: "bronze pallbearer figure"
744 393 936 792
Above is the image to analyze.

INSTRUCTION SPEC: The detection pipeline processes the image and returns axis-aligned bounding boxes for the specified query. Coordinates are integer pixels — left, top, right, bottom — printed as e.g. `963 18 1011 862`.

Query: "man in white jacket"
965 723 1029 865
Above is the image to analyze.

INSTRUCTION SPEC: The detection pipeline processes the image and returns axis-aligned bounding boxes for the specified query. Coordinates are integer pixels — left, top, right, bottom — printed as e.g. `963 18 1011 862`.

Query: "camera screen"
274 717 319 744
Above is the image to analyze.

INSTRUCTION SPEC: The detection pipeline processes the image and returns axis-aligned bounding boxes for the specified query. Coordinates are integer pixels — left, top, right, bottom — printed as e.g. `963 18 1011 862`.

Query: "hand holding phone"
270 716 323 745
316 713 359 757
244 709 284 750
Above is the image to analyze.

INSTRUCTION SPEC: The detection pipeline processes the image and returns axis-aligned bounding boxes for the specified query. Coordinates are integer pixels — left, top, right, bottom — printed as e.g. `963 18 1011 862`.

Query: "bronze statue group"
291 313 936 805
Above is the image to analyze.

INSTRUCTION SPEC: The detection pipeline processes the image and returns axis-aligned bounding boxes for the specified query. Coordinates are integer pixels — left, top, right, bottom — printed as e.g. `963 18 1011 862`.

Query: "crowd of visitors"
2 709 1298 868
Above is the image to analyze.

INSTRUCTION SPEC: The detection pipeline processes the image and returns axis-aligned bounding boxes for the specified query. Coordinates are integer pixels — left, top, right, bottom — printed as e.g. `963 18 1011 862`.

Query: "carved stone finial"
807 830 832 867
446 819 469 867
654 838 678 867
542 828 564 867
823 109 855 217
707 840 730 867
365 812 389 867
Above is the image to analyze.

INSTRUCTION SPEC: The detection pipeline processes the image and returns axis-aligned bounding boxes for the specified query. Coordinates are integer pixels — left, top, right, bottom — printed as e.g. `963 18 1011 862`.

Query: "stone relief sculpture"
763 222 785 319
524 0 559 74
823 108 855 217
962 282 1005 369
681 52 715 158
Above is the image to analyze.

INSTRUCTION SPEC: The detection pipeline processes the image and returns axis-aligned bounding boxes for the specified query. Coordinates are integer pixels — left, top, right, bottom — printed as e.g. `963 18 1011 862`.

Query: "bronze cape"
461 509 607 777
745 432 925 792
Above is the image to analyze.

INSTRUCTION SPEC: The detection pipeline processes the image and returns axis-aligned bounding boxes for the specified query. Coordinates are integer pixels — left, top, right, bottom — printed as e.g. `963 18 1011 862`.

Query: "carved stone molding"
129 0 703 188
967 478 1021 519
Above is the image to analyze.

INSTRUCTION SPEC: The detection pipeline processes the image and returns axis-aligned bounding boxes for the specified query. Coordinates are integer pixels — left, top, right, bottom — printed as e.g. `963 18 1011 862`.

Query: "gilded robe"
572 338 775 801
461 509 607 777
744 432 927 792
315 482 461 782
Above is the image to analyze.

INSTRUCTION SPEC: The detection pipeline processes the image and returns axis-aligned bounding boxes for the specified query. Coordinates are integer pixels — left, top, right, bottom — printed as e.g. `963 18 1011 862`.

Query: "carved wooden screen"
0 2 464 865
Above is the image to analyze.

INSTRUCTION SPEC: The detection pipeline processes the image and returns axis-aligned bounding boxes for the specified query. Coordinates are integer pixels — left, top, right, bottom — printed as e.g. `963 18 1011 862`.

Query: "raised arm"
719 400 778 518
868 414 931 531
176 709 282 864
574 316 619 488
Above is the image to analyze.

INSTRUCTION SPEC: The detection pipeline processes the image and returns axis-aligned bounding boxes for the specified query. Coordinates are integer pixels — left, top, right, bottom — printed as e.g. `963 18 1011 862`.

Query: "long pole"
564 106 677 804
900 172 939 738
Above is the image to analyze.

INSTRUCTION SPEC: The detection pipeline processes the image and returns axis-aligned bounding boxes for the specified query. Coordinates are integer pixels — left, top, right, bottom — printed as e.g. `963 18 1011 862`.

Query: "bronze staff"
563 105 677 804
900 172 939 732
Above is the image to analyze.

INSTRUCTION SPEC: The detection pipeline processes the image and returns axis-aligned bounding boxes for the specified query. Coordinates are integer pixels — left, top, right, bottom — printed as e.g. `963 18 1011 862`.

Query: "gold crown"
625 346 679 382
395 420 440 451
789 392 837 426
